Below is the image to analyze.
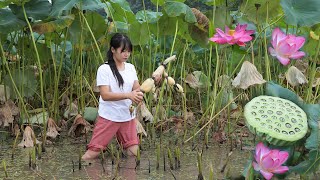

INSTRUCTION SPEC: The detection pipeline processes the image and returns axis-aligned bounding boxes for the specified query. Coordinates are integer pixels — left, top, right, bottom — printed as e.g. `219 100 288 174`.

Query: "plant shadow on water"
0 131 255 180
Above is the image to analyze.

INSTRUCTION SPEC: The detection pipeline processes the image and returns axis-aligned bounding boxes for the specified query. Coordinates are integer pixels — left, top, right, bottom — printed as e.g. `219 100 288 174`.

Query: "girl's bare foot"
82 150 100 160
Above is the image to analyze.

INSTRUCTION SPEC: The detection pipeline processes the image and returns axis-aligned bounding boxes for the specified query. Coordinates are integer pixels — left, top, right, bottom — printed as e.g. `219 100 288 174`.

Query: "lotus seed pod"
244 96 308 146
152 65 165 79
166 77 175 86
129 104 135 115
162 55 176 65
174 84 184 93
140 78 155 93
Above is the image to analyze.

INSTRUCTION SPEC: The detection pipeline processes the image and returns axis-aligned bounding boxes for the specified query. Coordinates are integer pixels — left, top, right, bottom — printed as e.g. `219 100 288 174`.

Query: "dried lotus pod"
140 78 155 93
68 114 92 137
244 96 308 146
174 83 184 93
191 8 209 31
165 76 176 86
232 61 266 89
285 66 308 87
46 118 61 139
18 126 40 148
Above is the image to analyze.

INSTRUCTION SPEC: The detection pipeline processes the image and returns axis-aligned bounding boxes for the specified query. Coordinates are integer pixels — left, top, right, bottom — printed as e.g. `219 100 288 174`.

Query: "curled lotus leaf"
285 66 308 87
232 61 266 89
244 96 308 146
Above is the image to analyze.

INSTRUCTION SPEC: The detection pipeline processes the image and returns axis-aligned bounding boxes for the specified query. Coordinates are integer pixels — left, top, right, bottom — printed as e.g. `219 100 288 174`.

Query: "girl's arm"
99 84 143 103
132 80 140 91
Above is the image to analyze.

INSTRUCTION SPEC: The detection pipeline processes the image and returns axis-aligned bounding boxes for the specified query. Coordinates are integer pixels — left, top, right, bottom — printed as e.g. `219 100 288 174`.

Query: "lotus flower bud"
166 76 175 86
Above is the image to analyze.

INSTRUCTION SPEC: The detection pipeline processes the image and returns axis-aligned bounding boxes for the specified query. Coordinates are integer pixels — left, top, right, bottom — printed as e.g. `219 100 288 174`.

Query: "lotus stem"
197 152 203 180
100 149 106 172
110 144 115 165
163 148 166 171
209 163 214 180
11 130 20 159
167 148 174 170
2 160 8 178
38 143 42 159
156 144 160 169
22 4 46 134
32 147 36 169
306 39 320 103
78 149 82 170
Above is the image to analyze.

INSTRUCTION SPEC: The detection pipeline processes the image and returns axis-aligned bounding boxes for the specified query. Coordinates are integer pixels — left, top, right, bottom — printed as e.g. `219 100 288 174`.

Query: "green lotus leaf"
32 15 75 34
128 22 149 46
10 0 51 21
163 1 196 23
245 95 308 146
83 107 98 123
21 112 48 124
109 0 136 24
0 9 26 34
4 69 38 99
49 0 79 17
280 0 320 27
136 10 162 24
150 0 165 6
240 0 282 24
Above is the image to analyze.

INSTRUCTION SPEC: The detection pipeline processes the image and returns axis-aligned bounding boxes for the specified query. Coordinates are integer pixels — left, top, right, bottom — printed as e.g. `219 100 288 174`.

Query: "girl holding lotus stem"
82 33 144 160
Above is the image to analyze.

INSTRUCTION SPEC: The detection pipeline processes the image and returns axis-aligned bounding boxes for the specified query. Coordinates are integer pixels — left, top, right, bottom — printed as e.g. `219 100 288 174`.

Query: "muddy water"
0 134 251 180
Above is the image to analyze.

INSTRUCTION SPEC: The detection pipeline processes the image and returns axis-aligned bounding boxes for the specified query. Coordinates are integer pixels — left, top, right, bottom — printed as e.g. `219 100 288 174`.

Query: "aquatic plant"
268 28 305 65
209 24 255 46
252 142 289 180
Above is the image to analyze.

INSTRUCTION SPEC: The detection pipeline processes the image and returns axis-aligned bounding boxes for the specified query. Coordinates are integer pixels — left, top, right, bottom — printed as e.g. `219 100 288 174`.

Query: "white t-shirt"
96 62 138 122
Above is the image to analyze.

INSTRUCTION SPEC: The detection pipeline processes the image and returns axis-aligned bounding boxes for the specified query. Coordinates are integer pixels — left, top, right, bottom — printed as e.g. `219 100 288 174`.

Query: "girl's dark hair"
106 33 132 88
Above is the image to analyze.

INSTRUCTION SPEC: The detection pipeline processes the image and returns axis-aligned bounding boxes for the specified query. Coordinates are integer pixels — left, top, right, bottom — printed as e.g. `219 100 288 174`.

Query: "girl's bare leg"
126 144 138 156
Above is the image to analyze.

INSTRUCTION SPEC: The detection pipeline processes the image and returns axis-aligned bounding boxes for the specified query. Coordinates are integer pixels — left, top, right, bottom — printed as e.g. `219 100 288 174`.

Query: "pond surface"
0 131 254 180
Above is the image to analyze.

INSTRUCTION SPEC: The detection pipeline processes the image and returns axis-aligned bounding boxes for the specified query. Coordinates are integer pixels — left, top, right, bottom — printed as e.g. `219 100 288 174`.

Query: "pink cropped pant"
87 116 139 152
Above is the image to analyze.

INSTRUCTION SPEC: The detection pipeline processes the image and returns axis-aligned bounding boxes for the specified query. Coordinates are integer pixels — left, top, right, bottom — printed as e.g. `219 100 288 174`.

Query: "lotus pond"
1 0 320 179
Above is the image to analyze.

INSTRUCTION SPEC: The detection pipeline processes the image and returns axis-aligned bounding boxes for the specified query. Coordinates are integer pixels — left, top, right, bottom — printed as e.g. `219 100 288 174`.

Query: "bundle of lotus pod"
244 96 308 146
130 55 184 115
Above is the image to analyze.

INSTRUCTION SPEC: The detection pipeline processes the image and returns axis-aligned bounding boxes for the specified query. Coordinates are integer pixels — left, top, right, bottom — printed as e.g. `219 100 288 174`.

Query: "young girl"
82 33 144 160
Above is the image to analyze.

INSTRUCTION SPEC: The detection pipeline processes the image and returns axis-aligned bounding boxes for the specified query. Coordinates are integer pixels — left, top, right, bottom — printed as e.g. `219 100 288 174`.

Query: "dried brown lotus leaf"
68 114 92 137
137 103 153 123
63 102 78 118
191 8 209 31
185 73 199 89
285 66 308 87
312 67 320 87
0 100 17 127
232 61 266 89
294 59 308 74
136 120 147 137
18 126 40 148
46 118 61 139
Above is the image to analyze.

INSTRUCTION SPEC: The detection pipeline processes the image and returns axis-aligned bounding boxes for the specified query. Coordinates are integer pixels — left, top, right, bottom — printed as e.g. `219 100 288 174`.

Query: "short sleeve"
131 64 138 81
96 65 110 86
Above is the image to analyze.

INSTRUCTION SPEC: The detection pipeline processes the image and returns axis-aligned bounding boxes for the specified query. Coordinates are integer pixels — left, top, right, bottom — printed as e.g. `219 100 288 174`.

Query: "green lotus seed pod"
244 96 308 146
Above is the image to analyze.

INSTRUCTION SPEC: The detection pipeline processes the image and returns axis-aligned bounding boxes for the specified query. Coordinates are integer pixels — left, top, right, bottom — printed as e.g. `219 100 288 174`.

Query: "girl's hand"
128 89 143 104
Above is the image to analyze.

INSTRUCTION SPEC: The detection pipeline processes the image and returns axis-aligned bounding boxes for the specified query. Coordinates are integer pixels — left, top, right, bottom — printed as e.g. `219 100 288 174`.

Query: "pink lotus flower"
209 24 255 46
269 28 305 65
253 142 289 180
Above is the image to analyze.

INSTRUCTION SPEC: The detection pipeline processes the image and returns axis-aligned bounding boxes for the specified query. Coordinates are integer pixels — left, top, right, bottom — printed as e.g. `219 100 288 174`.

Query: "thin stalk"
263 1 271 81
136 146 141 167
2 160 8 178
167 148 174 170
22 4 46 131
11 130 20 159
156 144 160 169
306 39 320 103
197 152 203 180
79 12 104 63
0 40 30 121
